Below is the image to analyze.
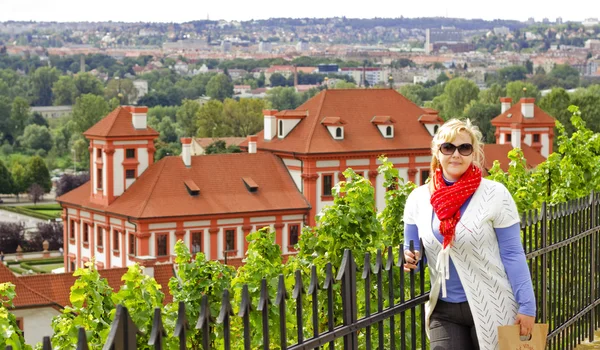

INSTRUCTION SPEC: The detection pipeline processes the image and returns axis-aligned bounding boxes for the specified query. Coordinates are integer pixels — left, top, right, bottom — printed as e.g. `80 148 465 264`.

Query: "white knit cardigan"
404 179 521 350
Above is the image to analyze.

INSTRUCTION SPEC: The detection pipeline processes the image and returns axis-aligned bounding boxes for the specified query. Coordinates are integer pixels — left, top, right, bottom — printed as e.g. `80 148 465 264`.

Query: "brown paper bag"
498 324 549 350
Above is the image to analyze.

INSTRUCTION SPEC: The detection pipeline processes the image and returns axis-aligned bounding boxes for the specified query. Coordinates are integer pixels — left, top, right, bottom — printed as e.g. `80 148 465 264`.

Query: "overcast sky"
0 0 598 23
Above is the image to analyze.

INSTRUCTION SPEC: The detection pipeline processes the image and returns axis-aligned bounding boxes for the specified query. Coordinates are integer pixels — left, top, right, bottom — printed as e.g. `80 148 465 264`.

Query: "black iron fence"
8 193 600 350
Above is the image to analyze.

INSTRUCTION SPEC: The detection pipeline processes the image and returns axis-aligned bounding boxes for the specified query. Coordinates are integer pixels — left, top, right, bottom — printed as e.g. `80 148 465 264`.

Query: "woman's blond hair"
430 118 484 177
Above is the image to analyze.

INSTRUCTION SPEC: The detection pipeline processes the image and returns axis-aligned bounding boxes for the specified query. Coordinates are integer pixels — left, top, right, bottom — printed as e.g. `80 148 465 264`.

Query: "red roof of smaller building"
0 263 57 309
482 144 547 174
491 100 555 126
83 106 159 138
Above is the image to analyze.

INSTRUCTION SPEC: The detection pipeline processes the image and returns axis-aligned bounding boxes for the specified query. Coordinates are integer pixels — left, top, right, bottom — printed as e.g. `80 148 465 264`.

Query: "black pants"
430 300 480 350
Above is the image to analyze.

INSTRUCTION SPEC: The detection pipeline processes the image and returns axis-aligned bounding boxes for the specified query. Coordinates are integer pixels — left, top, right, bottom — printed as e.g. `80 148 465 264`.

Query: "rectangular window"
96 226 103 248
70 261 76 272
126 169 135 179
113 229 120 251
289 224 300 246
322 174 333 196
420 170 430 185
533 134 540 143
96 148 102 159
156 234 168 256
126 148 135 158
129 233 136 256
191 232 202 254
16 318 23 331
225 229 236 251
83 223 89 243
506 133 512 142
97 168 103 190
70 220 76 240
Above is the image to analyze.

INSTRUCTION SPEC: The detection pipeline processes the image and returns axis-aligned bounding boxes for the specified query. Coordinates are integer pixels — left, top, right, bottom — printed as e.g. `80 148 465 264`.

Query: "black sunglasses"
439 142 474 156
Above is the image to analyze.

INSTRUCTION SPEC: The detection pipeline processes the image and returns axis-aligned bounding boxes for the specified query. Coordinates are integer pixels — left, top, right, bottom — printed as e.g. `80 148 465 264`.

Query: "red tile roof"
194 137 246 148
321 117 345 126
275 110 309 119
418 114 444 123
58 153 310 219
482 144 547 173
244 89 434 154
83 106 159 138
371 116 395 124
0 263 57 309
19 264 174 307
491 100 555 126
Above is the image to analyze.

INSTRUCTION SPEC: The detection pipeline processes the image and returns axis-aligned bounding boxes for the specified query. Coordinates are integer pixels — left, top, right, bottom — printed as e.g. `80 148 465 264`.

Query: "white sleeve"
403 188 419 225
492 182 521 228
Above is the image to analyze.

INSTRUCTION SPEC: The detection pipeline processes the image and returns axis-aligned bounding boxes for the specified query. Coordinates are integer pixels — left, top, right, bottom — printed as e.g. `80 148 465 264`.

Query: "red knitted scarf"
430 165 482 248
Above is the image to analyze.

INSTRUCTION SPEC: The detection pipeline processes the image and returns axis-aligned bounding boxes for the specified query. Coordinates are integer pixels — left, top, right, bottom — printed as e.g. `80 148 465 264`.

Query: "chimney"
520 97 535 118
500 97 512 114
263 109 278 141
248 135 257 154
510 123 521 149
181 137 192 167
127 106 148 129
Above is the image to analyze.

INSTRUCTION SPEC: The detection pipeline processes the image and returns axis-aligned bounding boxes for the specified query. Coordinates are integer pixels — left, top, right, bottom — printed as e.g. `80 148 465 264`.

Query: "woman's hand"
403 250 420 272
515 313 535 336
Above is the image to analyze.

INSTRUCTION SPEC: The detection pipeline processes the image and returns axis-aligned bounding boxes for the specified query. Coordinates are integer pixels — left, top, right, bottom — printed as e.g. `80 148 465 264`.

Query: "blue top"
404 180 536 317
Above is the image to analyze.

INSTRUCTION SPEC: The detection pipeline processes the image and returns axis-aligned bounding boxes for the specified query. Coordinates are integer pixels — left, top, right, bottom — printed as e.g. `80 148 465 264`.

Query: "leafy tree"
204 140 242 154
197 100 230 137
497 65 528 83
436 72 450 84
0 283 31 350
437 78 480 119
52 75 77 105
55 173 90 197
10 96 30 138
548 64 580 88
266 86 303 110
156 116 179 143
0 159 14 195
269 72 289 87
71 94 110 133
105 78 137 104
398 84 426 106
206 73 234 101
0 222 25 254
505 81 540 102
31 221 64 251
539 88 572 133
478 83 506 105
11 163 27 200
73 72 104 97
176 99 201 137
29 112 48 127
31 66 60 106
19 124 53 152
334 80 357 89
464 101 501 143
25 155 52 193
222 98 266 137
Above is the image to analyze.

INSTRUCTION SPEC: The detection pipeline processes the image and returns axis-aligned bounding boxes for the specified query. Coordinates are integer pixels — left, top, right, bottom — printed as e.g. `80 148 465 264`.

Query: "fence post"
541 201 548 324
195 295 212 350
237 284 252 350
42 336 52 350
174 301 188 350
336 249 358 350
275 274 288 350
76 328 89 350
257 278 271 350
102 305 138 350
148 307 166 350
292 269 305 344
590 192 597 342
216 289 234 350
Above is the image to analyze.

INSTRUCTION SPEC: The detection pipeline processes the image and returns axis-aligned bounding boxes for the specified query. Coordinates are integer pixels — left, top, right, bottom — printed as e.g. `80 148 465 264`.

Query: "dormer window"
275 109 308 139
321 117 346 140
418 110 444 137
278 120 284 137
371 116 395 138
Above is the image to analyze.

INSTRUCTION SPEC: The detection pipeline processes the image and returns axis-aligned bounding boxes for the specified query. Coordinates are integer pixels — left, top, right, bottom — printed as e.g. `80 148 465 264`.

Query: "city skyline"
1 0 597 24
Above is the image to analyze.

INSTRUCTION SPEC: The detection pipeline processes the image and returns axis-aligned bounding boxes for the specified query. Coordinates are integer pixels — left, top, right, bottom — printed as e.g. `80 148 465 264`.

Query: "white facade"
13 307 61 346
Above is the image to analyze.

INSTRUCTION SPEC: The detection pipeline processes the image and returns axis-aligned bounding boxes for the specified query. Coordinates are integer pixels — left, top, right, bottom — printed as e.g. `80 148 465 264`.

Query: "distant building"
133 80 148 102
221 40 232 52
296 40 309 52
493 27 510 36
258 41 272 53
191 137 246 155
30 105 73 119
556 17 563 24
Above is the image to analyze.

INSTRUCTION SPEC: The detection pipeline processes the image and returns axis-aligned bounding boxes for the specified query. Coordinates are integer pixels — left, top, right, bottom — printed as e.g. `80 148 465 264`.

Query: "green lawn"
33 263 65 273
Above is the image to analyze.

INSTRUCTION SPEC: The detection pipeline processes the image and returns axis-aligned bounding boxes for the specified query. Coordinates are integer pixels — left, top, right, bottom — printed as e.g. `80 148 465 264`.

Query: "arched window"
336 127 342 138
386 126 392 136
278 120 284 137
